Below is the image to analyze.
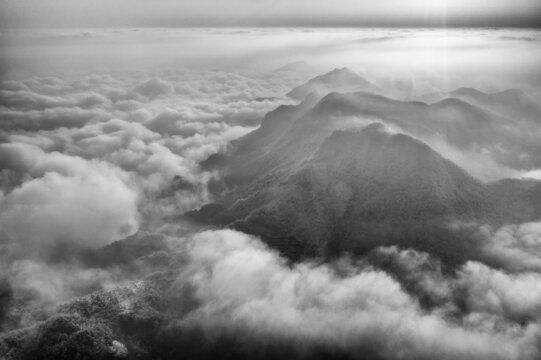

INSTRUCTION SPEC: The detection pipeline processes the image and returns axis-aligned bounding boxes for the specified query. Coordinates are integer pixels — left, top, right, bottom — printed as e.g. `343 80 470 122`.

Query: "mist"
1 22 541 360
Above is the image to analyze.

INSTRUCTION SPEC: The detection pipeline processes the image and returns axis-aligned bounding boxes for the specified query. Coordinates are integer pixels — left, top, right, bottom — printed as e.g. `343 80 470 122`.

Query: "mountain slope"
192 123 498 262
191 73 541 262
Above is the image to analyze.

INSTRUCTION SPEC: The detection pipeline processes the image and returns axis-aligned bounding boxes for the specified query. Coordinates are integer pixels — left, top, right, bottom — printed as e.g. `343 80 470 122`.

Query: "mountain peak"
359 121 388 134
287 68 375 100
206 121 493 261
328 67 356 75
433 97 472 108
274 61 316 73
313 123 434 166
496 88 526 100
318 67 367 84
451 87 486 98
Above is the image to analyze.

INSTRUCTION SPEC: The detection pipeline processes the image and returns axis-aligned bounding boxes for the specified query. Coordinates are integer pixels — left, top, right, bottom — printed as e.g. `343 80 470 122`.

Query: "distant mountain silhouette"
294 88 541 169
287 67 377 100
422 87 541 168
274 61 316 74
450 88 541 120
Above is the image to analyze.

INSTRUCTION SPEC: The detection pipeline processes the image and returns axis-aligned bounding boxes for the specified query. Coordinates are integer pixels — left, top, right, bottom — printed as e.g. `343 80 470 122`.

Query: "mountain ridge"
287 67 377 100
190 71 541 262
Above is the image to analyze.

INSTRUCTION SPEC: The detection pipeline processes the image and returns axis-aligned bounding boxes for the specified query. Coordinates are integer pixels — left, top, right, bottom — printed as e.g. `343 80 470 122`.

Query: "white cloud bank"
0 70 290 257
168 229 541 360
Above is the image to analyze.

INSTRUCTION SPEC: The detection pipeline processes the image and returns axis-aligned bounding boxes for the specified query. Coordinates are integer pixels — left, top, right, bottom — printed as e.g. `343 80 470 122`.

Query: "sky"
1 24 541 358
1 0 541 28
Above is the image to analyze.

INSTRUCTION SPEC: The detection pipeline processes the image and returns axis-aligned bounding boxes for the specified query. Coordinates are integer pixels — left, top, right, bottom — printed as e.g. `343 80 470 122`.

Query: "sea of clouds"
1 27 541 359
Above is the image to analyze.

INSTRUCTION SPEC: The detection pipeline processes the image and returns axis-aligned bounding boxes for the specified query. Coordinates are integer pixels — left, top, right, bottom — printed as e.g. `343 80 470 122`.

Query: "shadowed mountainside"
211 87 539 186
192 71 541 262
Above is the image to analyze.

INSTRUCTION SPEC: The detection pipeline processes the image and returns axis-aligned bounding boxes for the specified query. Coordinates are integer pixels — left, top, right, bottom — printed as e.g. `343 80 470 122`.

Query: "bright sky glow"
1 0 540 28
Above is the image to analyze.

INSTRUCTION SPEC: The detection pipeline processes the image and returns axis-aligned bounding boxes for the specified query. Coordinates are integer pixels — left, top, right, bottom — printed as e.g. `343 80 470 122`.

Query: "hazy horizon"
1 0 541 28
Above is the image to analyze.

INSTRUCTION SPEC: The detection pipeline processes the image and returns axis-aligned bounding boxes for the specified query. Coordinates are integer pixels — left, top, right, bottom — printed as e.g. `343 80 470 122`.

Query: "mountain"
286 68 377 100
191 77 541 263
490 178 541 224
81 232 169 268
281 89 541 170
422 87 541 168
217 90 507 190
450 87 541 124
192 120 499 263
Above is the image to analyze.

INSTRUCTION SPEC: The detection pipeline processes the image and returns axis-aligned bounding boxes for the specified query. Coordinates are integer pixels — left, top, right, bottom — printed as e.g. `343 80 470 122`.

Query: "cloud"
0 69 282 232
367 246 453 307
2 260 115 326
0 142 139 255
457 261 541 321
77 92 112 109
134 77 174 98
0 170 139 254
426 135 524 181
166 230 541 360
0 89 72 110
522 170 541 180
144 109 222 136
479 222 541 272
0 107 109 131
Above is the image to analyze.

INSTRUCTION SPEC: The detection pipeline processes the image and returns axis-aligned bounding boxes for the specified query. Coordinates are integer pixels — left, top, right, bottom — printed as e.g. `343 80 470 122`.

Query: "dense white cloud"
134 77 174 98
2 260 115 326
0 145 139 253
171 230 541 360
479 222 541 272
0 68 292 257
457 261 541 320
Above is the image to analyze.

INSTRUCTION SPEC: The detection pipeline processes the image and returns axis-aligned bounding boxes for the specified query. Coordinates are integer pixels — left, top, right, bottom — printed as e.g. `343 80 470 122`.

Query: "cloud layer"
163 230 541 360
1 28 541 360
